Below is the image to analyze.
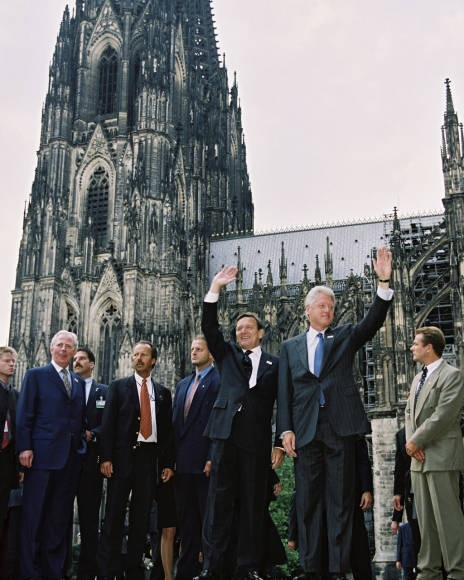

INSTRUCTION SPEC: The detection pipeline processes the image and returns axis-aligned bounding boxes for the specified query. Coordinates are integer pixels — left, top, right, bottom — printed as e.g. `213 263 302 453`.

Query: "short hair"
134 341 158 361
50 330 78 348
415 326 446 358
75 346 95 364
191 335 208 344
0 346 17 358
304 286 335 308
236 312 263 331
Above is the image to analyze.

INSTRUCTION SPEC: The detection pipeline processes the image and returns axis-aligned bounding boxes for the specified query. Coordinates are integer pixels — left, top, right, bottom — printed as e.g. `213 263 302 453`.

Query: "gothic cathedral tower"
9 0 254 387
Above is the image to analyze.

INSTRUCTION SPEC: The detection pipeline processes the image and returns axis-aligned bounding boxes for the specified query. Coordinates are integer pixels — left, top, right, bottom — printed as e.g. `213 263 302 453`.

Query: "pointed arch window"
87 166 109 249
66 304 78 334
98 47 118 115
99 303 122 384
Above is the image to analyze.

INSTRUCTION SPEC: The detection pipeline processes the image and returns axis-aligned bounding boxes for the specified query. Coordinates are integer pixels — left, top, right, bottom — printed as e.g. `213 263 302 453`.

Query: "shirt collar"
85 377 93 387
0 379 10 391
51 359 69 375
134 372 152 387
308 326 328 340
196 364 214 380
241 346 262 357
424 358 443 375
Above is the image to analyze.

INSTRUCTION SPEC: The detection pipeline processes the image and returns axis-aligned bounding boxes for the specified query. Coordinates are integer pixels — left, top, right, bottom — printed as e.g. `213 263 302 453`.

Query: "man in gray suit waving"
277 247 393 580
405 326 464 580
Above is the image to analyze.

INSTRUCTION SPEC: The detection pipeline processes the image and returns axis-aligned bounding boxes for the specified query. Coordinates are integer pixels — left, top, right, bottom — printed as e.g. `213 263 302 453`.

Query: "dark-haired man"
97 341 174 580
197 266 283 580
405 326 464 579
73 347 108 580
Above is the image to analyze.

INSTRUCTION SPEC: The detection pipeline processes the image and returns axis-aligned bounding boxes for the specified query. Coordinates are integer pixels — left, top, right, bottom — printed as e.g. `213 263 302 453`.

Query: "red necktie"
140 378 152 439
184 373 201 420
2 412 10 450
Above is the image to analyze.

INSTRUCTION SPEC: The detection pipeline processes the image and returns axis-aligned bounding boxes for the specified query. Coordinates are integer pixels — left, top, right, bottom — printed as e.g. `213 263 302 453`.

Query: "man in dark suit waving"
72 347 108 580
16 330 85 580
173 336 220 580
98 341 174 580
197 266 284 580
278 247 393 580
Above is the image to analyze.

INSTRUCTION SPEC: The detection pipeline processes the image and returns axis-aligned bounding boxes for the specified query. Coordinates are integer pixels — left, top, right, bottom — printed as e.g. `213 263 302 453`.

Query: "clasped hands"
405 439 425 462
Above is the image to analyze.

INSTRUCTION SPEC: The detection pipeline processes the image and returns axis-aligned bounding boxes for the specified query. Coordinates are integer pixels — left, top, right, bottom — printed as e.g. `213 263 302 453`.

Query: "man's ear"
258 328 264 341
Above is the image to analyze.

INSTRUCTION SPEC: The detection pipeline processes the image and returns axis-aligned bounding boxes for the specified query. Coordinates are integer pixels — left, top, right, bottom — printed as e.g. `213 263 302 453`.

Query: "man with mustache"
97 341 174 580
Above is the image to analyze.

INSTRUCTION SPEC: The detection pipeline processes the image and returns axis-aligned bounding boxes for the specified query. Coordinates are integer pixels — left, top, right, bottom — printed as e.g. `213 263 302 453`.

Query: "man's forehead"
0 353 16 361
236 316 258 327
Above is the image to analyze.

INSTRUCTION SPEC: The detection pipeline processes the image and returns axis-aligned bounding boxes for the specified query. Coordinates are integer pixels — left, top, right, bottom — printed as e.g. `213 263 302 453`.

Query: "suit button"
132 445 136 450
137 416 140 421
136 431 139 435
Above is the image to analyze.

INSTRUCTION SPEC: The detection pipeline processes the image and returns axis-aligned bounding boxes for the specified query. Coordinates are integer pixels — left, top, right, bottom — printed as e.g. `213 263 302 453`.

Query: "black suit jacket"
99 375 174 478
392 427 411 523
202 301 279 458
0 383 19 487
277 295 391 449
173 366 220 474
82 380 108 472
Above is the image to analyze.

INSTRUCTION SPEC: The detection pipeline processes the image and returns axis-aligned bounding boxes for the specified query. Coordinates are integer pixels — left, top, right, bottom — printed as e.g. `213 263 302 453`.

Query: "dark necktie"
414 366 428 406
242 350 253 382
314 333 326 406
140 378 152 439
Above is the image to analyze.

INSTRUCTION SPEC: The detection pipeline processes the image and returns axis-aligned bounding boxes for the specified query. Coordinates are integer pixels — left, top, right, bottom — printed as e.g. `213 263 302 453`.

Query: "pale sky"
1 0 463 342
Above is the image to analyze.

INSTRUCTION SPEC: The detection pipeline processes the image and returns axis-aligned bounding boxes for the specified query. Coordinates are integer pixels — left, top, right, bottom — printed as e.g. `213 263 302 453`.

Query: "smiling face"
235 316 264 350
50 332 77 368
132 343 156 378
305 293 335 332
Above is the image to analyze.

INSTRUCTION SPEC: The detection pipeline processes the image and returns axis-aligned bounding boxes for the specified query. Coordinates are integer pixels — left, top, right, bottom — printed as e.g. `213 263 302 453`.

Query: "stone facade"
10 0 253 386
9 0 464 574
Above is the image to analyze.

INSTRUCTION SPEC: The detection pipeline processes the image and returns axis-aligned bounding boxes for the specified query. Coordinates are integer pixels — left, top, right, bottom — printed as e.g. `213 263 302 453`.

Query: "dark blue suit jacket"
16 363 85 470
396 522 416 568
172 366 220 474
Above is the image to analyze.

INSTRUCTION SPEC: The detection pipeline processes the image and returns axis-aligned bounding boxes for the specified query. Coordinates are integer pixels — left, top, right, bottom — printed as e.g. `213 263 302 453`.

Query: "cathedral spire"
446 78 455 115
441 78 464 196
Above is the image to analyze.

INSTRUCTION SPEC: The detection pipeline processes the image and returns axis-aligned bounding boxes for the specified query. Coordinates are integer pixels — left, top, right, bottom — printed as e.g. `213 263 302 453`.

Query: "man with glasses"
16 330 86 580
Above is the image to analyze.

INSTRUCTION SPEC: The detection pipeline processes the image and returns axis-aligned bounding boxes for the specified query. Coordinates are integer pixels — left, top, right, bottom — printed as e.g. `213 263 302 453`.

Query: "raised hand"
372 246 392 283
209 265 238 293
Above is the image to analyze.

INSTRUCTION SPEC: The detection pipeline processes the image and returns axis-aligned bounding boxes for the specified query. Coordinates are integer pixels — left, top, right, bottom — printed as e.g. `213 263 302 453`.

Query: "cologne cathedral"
9 0 464 575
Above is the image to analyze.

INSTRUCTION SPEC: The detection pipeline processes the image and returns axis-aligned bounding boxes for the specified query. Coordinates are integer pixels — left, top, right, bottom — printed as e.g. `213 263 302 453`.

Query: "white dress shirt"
84 377 93 404
134 372 157 443
420 357 443 385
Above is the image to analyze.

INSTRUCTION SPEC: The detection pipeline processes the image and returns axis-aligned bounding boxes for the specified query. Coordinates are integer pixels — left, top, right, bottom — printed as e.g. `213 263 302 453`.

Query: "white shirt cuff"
204 291 219 303
377 286 394 301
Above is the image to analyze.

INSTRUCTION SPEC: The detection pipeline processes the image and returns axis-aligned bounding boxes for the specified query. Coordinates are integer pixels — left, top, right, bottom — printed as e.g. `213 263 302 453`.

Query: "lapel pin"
266 360 273 365
74 378 78 382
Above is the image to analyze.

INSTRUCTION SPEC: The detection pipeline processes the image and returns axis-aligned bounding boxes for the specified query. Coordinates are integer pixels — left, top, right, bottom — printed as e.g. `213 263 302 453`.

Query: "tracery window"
67 304 78 334
99 303 121 384
98 47 118 115
87 166 109 249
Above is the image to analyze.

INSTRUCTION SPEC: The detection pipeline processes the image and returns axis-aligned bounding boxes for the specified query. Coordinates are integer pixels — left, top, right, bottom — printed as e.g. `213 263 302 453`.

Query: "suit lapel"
174 375 191 426
182 372 211 433
48 364 69 398
232 344 250 382
320 328 335 376
256 352 275 382
296 333 310 373
415 362 444 418
86 380 97 409
129 376 140 413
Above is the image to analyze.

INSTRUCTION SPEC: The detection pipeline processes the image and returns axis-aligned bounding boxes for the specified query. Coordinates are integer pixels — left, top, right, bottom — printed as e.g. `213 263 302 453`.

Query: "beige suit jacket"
405 359 464 473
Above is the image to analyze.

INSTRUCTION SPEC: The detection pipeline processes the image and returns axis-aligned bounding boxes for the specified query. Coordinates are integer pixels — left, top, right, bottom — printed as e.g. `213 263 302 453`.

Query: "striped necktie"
414 366 428 406
61 369 72 397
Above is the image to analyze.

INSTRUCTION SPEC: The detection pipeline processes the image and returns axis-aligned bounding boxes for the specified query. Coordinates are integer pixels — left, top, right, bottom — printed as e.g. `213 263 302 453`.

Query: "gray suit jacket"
405 359 464 473
277 295 391 449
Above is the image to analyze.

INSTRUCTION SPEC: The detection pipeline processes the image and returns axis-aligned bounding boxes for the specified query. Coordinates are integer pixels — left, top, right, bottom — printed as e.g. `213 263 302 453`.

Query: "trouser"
97 443 158 578
77 453 104 575
19 452 81 579
294 408 356 574
174 473 209 580
412 470 464 579
202 440 269 574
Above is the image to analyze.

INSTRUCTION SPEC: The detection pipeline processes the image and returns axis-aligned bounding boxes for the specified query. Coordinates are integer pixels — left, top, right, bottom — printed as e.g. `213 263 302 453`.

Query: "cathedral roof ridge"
251 209 444 237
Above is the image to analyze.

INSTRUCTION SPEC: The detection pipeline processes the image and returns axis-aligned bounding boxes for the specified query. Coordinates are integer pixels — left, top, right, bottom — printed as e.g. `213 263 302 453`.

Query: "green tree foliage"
269 456 300 576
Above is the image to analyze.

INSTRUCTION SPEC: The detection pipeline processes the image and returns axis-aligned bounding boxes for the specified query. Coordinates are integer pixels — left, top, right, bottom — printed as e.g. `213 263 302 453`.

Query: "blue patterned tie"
414 366 428 406
314 333 326 406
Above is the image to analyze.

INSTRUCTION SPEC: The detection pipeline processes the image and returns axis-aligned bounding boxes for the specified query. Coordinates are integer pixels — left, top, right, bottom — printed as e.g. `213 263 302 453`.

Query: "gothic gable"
92 262 123 311
88 0 122 50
